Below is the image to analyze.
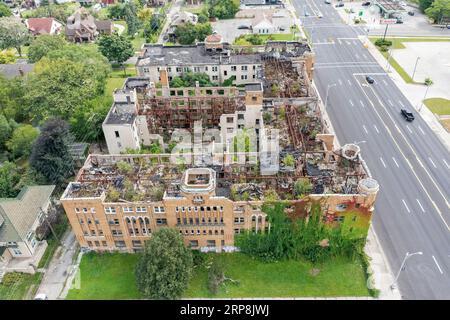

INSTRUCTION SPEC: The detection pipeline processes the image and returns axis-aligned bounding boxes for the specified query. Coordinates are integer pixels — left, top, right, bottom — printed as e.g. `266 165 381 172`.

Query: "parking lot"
211 18 253 43
334 1 450 37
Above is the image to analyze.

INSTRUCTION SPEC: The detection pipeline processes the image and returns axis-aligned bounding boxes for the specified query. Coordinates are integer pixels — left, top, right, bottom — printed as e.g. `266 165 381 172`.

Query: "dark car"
401 109 415 121
366 76 375 84
362 1 371 6
408 11 415 16
335 3 344 7
396 19 404 24
237 25 250 30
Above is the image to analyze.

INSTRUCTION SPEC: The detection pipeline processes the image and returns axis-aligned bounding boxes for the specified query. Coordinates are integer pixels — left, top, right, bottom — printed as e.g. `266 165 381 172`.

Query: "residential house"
0 186 55 276
167 11 198 42
65 8 112 43
252 10 292 34
147 0 170 7
25 18 63 36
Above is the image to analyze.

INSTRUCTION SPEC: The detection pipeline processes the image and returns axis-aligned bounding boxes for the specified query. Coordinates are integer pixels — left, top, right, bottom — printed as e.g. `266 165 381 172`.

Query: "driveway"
212 19 253 43
35 230 78 300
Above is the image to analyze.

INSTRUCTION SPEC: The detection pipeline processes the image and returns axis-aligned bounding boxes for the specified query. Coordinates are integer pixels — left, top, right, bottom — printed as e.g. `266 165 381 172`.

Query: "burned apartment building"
60 40 379 253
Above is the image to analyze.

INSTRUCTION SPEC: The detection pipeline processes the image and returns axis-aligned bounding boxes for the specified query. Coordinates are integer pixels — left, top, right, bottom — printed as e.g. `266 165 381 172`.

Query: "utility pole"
412 57 420 81
40 206 61 246
382 23 389 41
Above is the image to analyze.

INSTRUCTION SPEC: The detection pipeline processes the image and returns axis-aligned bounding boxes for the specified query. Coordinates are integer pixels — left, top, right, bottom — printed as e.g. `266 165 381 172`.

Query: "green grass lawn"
66 252 369 299
370 37 450 84
423 98 450 115
0 272 42 300
66 252 141 300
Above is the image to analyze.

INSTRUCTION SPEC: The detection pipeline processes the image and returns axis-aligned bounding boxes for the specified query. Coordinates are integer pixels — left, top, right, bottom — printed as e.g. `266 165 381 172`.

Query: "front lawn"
423 98 450 115
0 272 42 300
66 252 370 299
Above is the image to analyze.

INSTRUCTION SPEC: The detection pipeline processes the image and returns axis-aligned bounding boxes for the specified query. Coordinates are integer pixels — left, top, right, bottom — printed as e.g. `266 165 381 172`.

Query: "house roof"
0 63 34 79
205 33 222 43
0 185 55 243
95 20 112 31
252 13 274 28
26 18 56 35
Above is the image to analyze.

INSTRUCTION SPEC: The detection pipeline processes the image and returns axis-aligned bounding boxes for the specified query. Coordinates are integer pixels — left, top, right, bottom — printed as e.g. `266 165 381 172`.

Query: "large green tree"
24 45 110 122
425 0 450 23
0 113 12 148
0 161 20 198
419 0 434 12
27 35 67 63
0 17 32 56
174 22 213 45
6 124 39 159
30 118 74 185
135 228 193 299
124 2 140 37
208 0 239 19
97 33 134 75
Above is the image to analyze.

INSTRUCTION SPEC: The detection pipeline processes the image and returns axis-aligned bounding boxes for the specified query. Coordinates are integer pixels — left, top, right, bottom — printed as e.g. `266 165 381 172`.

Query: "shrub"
380 45 389 52
374 38 392 47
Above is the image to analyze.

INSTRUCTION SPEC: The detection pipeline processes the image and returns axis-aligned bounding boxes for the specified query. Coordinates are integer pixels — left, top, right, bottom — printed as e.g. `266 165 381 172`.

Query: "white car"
34 293 48 300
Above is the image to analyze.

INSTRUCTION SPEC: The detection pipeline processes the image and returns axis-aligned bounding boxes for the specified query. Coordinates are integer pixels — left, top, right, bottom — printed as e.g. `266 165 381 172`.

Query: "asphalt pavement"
293 0 450 299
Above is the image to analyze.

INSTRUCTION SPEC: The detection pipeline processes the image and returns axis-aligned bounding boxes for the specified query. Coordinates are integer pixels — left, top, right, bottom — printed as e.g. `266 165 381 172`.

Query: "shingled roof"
0 185 55 243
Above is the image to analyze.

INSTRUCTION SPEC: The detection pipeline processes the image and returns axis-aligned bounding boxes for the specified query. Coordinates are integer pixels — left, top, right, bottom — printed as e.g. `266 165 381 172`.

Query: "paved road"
293 0 450 299
36 231 78 300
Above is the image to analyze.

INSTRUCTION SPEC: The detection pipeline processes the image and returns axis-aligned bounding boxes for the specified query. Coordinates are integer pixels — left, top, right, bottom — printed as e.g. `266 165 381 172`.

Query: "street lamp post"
412 57 420 81
390 251 423 290
324 83 337 109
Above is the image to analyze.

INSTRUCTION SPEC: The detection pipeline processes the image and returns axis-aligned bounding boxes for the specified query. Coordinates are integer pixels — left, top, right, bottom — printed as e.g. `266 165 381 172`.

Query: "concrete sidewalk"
35 230 78 300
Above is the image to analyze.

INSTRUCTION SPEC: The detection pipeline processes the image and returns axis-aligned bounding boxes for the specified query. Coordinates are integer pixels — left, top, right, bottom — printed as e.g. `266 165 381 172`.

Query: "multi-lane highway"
292 0 450 299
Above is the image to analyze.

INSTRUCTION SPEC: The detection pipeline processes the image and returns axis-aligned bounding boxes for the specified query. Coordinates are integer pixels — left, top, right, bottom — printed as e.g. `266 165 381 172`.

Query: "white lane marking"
363 125 368 134
346 41 351 45
349 99 354 106
383 79 388 86
418 126 425 135
388 99 394 107
338 39 342 45
406 125 413 134
380 157 387 168
432 255 444 274
373 124 380 134
362 53 368 59
355 53 360 59
402 199 411 213
399 100 405 107
444 159 450 169
338 78 343 85
392 157 400 168
429 157 437 168
416 199 426 212
348 79 352 86
360 100 365 108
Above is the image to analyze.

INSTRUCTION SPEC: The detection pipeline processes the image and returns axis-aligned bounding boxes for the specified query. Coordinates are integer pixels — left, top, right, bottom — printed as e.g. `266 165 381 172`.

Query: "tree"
97 33 134 75
0 76 26 121
0 49 15 64
208 0 239 19
27 35 67 63
135 228 193 299
137 7 153 22
0 161 20 198
0 3 11 18
0 17 32 56
24 46 110 122
124 3 140 37
6 124 39 159
419 0 434 12
425 0 450 23
282 154 295 167
108 4 126 19
0 113 12 147
30 118 74 185
294 178 313 198
174 22 213 45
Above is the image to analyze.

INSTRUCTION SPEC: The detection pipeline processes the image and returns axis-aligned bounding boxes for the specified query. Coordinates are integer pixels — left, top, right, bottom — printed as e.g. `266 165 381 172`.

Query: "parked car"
325 0 331 4
401 109 415 122
366 76 375 84
407 11 415 16
335 3 344 7
305 11 310 16
237 25 250 30
362 1 371 6
396 19 404 24
34 293 48 300
318 13 323 18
